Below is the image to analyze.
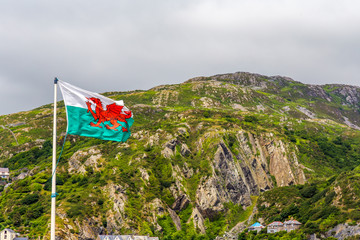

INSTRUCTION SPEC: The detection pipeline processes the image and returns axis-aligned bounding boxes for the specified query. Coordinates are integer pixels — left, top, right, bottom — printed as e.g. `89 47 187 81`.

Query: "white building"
267 221 284 233
284 219 302 232
0 229 16 240
0 229 28 240
98 235 159 240
0 168 9 180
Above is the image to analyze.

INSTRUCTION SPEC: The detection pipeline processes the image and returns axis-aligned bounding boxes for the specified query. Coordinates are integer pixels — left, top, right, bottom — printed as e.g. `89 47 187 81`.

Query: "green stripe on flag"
66 106 134 142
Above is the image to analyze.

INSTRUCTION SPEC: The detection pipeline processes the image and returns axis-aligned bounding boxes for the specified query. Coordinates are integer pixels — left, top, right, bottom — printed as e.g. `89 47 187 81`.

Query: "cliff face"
0 71 359 239
66 125 306 239
196 131 305 215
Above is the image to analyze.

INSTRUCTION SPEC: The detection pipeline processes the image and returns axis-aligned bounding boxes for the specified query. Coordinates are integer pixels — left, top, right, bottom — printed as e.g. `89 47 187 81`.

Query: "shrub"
203 110 210 118
21 193 40 205
325 191 336 205
350 210 360 221
300 185 318 198
304 221 320 234
280 203 299 220
66 205 83 218
97 199 104 206
244 115 258 123
26 205 44 219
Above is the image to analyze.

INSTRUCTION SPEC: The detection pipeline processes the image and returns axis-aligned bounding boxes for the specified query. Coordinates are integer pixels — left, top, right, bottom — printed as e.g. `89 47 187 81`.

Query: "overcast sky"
0 0 359 115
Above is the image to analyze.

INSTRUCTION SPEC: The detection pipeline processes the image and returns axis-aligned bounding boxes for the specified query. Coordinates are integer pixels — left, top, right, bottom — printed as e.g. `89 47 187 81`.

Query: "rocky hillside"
0 72 359 240
186 72 360 129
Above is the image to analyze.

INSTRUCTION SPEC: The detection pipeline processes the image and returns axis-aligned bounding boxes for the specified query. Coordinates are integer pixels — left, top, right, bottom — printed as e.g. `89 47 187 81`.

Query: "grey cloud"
0 0 359 115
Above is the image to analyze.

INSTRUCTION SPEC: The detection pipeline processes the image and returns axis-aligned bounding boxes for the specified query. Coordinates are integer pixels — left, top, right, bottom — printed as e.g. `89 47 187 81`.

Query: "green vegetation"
255 168 360 238
0 72 359 239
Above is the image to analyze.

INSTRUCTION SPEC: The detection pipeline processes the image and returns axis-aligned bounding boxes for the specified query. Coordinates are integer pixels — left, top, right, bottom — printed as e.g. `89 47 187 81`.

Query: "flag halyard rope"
51 132 68 198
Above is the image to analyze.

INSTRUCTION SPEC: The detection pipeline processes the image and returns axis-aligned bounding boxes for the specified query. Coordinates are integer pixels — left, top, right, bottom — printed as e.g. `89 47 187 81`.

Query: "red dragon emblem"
85 97 132 132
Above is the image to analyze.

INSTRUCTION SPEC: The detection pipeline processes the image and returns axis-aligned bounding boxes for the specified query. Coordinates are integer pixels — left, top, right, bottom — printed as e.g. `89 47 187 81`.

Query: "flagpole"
51 78 58 240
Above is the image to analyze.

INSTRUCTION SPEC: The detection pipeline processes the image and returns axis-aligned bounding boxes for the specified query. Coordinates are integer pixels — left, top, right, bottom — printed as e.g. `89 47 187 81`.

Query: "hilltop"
0 71 359 240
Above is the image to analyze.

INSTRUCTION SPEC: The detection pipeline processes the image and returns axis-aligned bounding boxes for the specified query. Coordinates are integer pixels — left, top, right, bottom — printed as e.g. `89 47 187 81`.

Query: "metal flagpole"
51 77 58 240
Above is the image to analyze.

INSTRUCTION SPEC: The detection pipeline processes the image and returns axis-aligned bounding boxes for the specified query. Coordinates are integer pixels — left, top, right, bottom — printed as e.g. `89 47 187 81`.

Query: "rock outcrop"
68 147 102 174
189 207 206 234
171 194 190 212
193 131 305 221
326 223 360 240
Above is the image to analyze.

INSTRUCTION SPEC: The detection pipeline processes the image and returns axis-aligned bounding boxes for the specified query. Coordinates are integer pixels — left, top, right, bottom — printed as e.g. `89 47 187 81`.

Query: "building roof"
284 220 302 225
0 168 9 172
99 236 158 240
0 228 28 240
249 222 264 228
268 221 284 226
99 236 132 240
134 237 153 240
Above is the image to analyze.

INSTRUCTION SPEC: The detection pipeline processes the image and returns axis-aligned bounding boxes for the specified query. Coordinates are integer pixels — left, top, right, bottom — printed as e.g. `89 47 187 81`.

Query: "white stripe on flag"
58 80 123 109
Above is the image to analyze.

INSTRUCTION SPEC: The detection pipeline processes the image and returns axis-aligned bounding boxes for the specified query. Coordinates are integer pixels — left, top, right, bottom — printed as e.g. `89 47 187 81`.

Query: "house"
134 237 159 240
267 221 284 233
98 236 131 240
98 235 159 240
0 229 16 240
248 222 264 232
284 219 302 232
0 168 9 180
0 229 28 240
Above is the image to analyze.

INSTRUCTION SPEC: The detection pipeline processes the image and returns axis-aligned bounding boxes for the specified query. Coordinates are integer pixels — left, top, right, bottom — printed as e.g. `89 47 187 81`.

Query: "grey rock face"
165 139 178 151
196 176 225 219
195 130 305 221
214 142 252 206
161 139 179 158
68 147 102 174
171 194 190 211
240 163 258 195
332 85 360 106
308 85 332 102
326 223 360 240
180 143 191 157
167 208 182 231
188 207 206 234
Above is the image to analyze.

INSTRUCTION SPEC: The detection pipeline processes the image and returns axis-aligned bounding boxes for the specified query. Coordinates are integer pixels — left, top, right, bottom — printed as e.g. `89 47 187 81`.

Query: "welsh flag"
58 80 134 142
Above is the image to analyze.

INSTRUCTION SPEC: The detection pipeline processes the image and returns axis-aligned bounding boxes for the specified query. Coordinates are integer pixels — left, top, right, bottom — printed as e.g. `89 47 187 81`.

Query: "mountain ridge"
0 71 359 240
